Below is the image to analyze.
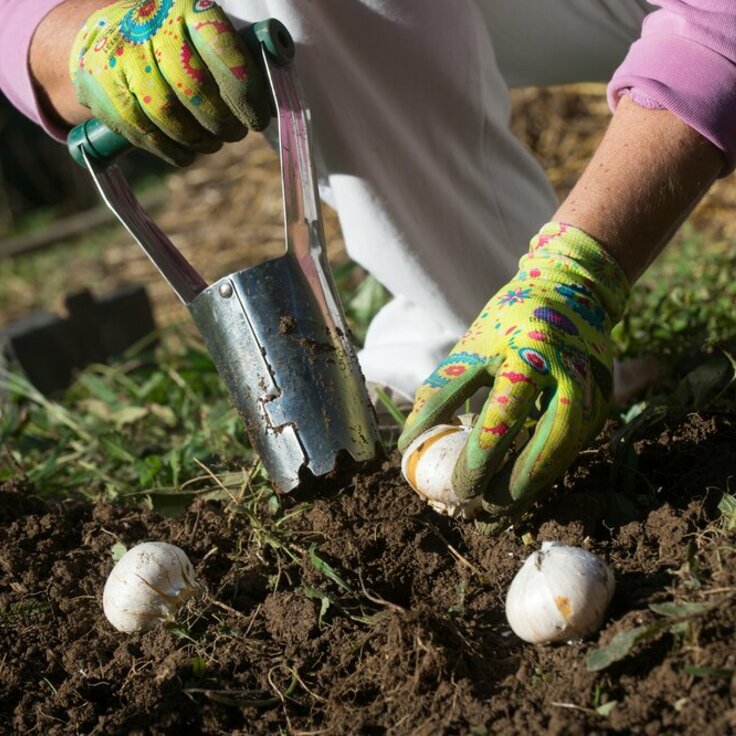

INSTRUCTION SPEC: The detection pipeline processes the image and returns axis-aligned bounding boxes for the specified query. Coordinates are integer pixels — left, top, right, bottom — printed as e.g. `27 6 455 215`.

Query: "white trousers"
220 0 650 399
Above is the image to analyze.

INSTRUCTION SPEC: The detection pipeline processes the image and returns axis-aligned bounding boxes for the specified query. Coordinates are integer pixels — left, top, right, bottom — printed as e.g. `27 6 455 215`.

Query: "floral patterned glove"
69 0 271 165
398 223 630 527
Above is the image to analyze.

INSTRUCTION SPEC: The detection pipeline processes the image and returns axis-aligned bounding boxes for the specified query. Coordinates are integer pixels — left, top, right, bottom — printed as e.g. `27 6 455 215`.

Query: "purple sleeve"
608 0 736 173
0 0 72 141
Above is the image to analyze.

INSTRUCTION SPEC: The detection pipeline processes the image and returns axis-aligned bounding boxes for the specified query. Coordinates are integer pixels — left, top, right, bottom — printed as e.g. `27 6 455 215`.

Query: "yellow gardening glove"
69 0 271 165
398 223 630 529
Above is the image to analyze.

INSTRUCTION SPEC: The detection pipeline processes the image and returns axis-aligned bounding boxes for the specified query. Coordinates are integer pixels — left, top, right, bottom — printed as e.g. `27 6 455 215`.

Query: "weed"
373 385 408 427
592 684 619 717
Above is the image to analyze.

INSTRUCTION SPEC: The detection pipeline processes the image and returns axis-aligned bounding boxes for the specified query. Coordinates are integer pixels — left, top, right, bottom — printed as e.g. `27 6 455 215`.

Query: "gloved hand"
69 0 271 165
398 222 630 528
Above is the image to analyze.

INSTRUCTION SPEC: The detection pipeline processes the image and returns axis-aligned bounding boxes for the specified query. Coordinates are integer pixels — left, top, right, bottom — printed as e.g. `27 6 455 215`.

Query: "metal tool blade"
82 149 208 305
263 49 364 393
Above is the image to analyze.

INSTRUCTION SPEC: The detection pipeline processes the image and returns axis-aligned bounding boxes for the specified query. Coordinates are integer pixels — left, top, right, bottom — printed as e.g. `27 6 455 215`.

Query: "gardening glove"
398 222 630 529
69 0 271 165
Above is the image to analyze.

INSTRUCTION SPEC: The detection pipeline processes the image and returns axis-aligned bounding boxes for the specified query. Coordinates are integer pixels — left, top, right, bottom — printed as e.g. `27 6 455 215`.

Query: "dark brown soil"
2 411 735 735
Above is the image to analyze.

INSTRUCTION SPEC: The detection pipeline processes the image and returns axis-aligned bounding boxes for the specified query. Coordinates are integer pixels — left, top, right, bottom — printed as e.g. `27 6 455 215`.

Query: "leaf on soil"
585 623 664 672
595 700 618 717
110 542 127 561
684 665 734 679
648 601 709 618
302 584 333 627
308 545 353 593
166 623 197 642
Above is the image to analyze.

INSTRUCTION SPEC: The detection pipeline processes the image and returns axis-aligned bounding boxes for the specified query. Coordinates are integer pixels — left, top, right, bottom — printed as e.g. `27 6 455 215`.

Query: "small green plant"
373 385 407 427
592 684 618 717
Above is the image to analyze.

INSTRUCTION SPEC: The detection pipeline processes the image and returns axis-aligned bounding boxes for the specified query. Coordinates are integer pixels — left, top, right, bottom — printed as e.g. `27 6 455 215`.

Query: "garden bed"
2 411 734 735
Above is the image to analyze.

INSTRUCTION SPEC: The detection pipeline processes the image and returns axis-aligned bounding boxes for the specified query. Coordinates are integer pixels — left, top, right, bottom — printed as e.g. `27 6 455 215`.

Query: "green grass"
1 213 735 723
0 261 390 506
0 330 251 506
614 224 736 360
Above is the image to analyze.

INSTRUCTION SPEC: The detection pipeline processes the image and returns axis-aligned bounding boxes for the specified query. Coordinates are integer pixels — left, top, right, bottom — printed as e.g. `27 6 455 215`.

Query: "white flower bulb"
401 414 531 518
505 542 615 644
103 542 198 633
400 419 480 518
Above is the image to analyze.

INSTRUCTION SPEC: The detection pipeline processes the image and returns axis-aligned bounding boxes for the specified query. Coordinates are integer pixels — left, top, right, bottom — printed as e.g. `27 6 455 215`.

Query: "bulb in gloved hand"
400 415 481 518
103 542 198 633
505 541 615 644
400 414 530 518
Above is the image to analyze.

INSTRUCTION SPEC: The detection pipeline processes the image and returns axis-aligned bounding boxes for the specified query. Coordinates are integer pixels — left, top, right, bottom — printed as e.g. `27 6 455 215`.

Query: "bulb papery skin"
505 542 615 644
103 542 198 633
400 422 481 518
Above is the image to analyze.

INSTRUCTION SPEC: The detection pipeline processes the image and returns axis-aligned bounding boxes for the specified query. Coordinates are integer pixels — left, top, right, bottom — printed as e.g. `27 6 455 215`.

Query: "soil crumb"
278 314 296 335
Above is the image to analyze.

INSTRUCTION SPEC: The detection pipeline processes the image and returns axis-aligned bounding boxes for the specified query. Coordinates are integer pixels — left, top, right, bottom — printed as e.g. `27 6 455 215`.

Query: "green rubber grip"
68 18 295 167
67 118 129 168
243 18 295 67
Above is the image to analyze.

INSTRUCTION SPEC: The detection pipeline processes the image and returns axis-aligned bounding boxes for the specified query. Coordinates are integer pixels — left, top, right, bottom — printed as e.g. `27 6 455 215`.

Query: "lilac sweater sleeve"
0 0 70 141
609 0 736 172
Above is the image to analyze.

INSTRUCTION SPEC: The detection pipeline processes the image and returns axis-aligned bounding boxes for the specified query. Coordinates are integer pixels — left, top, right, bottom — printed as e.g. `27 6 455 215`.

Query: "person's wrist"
553 96 723 283
29 0 114 127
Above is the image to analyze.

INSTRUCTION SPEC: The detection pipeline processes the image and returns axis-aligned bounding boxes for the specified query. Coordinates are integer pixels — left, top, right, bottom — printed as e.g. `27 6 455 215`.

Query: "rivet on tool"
219 282 233 299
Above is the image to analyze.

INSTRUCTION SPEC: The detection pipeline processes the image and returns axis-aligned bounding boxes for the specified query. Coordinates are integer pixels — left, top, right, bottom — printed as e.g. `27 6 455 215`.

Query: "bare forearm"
29 0 112 127
555 95 724 284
